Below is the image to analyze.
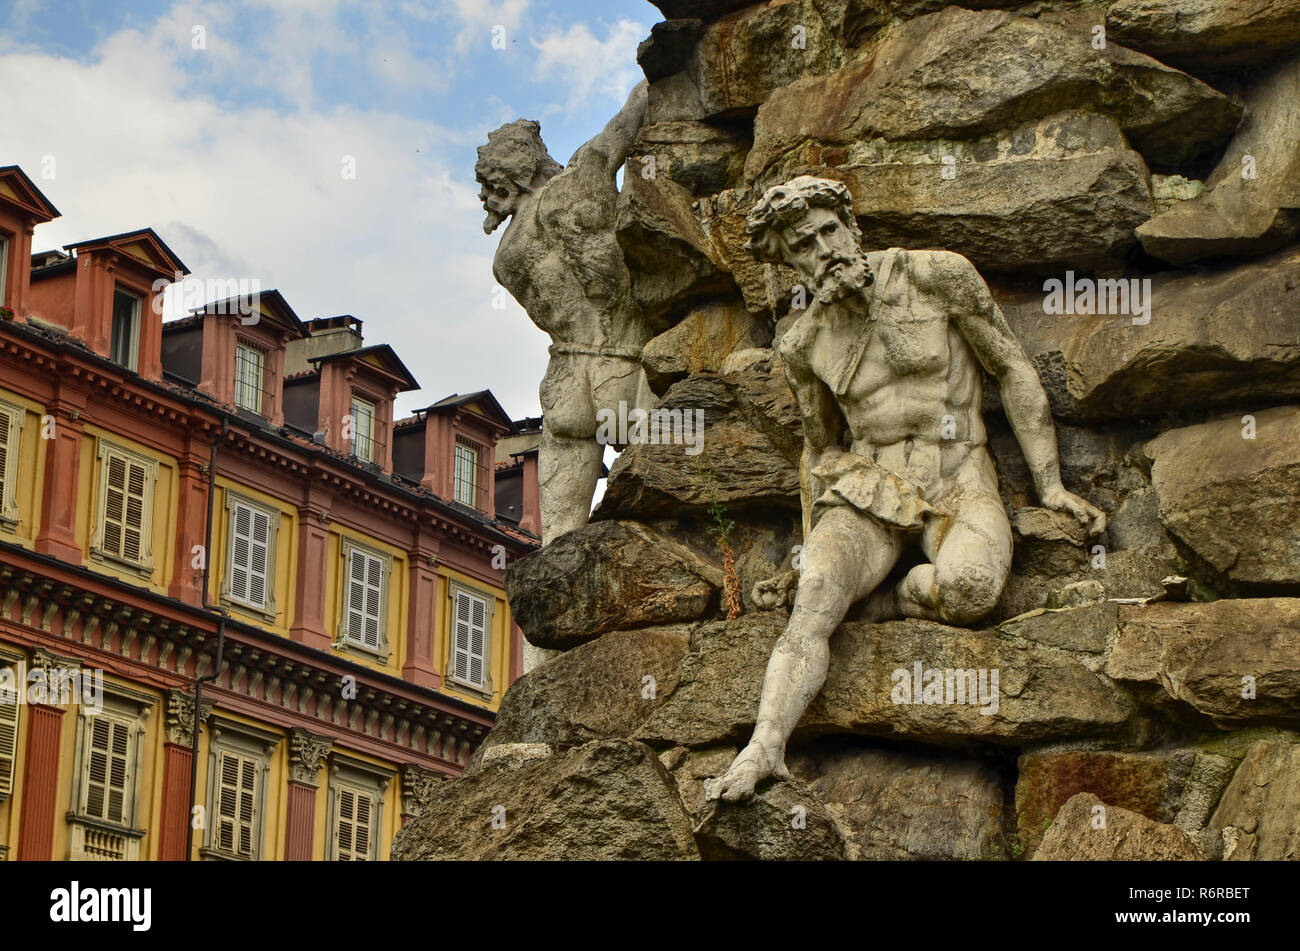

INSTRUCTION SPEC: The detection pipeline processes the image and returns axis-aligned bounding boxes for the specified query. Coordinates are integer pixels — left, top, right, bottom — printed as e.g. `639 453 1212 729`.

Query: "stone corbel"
288 728 333 786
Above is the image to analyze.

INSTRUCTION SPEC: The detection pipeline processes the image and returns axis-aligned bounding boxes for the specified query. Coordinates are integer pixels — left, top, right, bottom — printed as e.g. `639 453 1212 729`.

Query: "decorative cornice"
288 728 333 786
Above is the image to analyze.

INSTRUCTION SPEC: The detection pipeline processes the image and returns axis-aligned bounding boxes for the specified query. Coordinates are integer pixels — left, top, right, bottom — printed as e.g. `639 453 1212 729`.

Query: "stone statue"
477 83 654 550
705 176 1106 801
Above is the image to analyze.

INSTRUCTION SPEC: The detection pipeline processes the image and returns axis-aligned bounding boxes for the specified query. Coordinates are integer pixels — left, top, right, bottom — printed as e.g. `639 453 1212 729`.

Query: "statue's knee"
935 562 1003 626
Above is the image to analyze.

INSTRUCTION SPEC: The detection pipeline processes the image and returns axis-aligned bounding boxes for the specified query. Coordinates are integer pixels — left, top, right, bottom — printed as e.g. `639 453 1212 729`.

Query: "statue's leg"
894 455 1012 625
536 354 601 543
706 507 900 801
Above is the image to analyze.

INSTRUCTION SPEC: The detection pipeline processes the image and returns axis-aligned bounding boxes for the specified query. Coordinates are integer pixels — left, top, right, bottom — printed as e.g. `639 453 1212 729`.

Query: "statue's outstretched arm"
569 80 649 181
945 252 1106 533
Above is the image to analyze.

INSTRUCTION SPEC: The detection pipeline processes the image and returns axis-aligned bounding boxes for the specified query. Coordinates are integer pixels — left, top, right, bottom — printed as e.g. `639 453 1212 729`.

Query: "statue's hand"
1040 485 1107 535
752 570 799 610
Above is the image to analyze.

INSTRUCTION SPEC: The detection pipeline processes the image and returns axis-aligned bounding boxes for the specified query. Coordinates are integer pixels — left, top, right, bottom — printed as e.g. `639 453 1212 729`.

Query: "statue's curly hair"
476 119 563 194
744 176 863 264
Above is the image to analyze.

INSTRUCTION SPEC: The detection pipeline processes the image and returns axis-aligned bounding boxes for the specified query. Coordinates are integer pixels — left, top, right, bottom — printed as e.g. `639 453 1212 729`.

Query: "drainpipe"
186 417 229 860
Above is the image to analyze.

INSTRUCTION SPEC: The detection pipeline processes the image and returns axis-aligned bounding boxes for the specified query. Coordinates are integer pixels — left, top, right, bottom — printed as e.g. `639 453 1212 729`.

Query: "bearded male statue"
477 83 653 556
705 177 1106 801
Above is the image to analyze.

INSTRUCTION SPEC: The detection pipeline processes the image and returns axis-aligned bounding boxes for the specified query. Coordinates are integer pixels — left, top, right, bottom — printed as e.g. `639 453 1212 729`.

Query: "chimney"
284 315 363 375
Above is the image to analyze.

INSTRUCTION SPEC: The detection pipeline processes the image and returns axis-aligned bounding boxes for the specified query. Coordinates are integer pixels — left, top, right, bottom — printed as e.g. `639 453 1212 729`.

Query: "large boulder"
1015 749 1220 859
791 738 1008 860
1105 599 1300 725
692 776 850 860
996 249 1300 423
1108 0 1300 73
391 740 700 860
1143 407 1300 590
776 112 1154 274
615 167 736 329
472 626 693 763
637 612 1138 749
504 520 723 650
595 364 801 520
745 7 1240 179
632 120 752 197
1032 792 1204 860
1209 739 1300 861
1138 54 1300 265
640 298 772 394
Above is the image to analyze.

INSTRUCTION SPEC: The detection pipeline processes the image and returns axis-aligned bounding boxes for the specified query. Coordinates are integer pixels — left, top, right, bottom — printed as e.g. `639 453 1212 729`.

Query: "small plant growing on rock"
693 460 742 620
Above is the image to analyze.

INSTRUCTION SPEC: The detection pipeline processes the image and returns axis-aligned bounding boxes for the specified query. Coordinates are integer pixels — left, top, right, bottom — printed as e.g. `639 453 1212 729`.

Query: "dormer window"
234 340 266 415
110 287 141 371
454 437 479 507
350 393 377 464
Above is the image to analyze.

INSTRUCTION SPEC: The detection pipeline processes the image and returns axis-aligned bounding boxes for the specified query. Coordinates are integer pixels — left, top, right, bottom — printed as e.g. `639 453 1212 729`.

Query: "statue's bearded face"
777 207 872 305
478 172 520 234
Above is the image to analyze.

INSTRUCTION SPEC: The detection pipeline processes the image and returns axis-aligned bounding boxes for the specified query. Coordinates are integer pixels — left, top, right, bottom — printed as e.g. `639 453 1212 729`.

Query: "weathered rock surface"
595 367 801 520
391 740 700 860
638 613 1137 749
1210 739 1300 861
996 248 1300 423
632 119 752 197
1143 407 1300 590
745 8 1240 179
641 298 772 393
616 167 735 328
1105 599 1300 725
791 739 1008 860
1015 749 1199 858
1108 0 1300 73
504 520 723 650
472 626 692 763
1139 54 1300 265
1032 792 1204 860
770 112 1154 273
693 776 849 860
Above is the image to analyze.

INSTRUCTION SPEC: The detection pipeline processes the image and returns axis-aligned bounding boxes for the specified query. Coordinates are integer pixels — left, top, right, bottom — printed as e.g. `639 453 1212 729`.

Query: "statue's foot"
703 742 790 802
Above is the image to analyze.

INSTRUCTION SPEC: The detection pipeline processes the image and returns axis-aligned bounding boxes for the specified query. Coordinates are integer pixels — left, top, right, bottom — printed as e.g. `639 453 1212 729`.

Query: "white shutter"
229 502 271 610
344 547 384 650
336 787 373 861
216 750 258 857
0 669 18 797
453 591 488 688
101 451 149 564
83 716 132 823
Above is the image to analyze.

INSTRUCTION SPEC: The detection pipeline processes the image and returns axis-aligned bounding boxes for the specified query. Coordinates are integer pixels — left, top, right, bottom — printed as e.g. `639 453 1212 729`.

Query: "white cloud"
532 18 647 115
0 2 549 420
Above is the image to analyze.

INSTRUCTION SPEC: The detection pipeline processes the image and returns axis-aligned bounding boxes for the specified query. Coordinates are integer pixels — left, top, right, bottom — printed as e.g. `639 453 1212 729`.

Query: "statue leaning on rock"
477 82 654 551
706 176 1107 801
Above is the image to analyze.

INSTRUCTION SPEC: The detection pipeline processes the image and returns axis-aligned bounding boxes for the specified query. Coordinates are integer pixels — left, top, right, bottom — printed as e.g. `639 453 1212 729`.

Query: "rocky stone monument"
396 0 1300 862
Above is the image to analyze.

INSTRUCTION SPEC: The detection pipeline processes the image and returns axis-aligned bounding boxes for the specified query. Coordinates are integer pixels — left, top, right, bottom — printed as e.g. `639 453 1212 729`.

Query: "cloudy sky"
0 0 654 421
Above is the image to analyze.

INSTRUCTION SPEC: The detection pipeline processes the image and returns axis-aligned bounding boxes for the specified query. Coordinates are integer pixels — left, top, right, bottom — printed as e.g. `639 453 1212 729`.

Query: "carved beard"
814 252 874 306
483 207 508 234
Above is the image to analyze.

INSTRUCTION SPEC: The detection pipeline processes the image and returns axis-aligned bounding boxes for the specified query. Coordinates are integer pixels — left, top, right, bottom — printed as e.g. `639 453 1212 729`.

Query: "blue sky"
0 0 656 420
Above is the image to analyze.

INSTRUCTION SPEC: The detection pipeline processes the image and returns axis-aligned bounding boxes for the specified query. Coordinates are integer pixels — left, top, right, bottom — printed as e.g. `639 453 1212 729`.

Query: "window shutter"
354 792 372 860
84 717 132 823
0 672 18 797
229 502 271 610
336 787 373 861
453 591 488 688
337 788 356 860
0 410 10 507
216 750 258 857
101 451 149 564
344 547 384 651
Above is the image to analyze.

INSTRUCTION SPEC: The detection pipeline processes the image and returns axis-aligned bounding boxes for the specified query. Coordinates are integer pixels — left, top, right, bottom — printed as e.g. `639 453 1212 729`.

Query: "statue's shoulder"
777 309 818 367
892 248 979 291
